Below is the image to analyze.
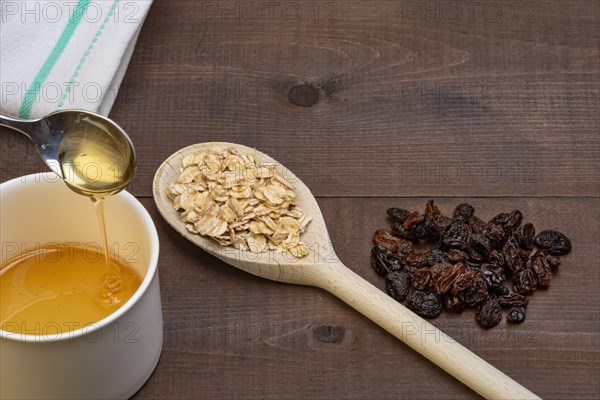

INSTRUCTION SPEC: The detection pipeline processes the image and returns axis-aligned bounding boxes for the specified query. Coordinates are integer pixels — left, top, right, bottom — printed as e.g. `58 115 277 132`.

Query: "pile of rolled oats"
166 146 312 258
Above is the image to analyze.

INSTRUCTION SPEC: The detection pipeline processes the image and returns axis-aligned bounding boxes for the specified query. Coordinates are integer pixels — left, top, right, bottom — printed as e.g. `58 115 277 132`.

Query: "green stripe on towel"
58 0 121 110
19 0 91 118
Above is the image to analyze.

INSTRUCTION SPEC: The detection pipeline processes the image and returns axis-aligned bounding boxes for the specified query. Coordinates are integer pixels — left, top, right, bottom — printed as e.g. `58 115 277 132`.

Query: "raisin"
411 268 432 290
425 199 452 234
370 246 401 277
469 233 492 262
503 242 523 275
488 250 506 268
372 229 402 252
513 267 537 295
476 296 502 328
407 291 443 319
451 267 476 295
488 284 509 296
373 201 569 329
464 275 488 307
528 256 552 288
434 262 465 295
392 223 418 241
498 293 529 308
443 292 465 313
483 223 507 249
465 260 482 270
448 249 468 263
507 307 526 323
507 210 523 230
424 250 449 266
395 241 414 266
403 211 424 230
443 222 470 249
431 240 447 252
545 254 562 270
413 218 439 242
453 203 475 221
480 263 505 286
490 212 510 228
424 200 441 220
385 271 410 302
534 230 572 255
469 216 487 235
405 252 426 269
387 207 411 223
514 223 536 251
491 210 523 232
428 262 447 282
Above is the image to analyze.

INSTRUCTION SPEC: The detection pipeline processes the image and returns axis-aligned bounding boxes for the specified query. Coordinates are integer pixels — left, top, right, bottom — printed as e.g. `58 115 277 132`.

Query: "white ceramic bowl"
0 173 163 399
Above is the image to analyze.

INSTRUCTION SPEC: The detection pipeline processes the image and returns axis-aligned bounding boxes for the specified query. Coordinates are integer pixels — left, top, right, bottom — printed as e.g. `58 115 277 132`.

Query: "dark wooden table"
2 1 599 398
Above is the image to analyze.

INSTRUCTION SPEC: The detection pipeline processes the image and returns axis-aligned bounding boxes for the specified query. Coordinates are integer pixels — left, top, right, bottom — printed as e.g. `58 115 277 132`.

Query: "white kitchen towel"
0 0 152 119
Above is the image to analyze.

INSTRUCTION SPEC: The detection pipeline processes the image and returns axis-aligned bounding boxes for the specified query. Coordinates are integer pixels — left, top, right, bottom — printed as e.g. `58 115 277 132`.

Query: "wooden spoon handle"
316 262 540 400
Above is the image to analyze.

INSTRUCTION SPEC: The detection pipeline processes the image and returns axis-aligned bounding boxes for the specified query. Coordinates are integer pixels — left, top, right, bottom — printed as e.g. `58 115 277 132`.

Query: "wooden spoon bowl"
153 142 539 400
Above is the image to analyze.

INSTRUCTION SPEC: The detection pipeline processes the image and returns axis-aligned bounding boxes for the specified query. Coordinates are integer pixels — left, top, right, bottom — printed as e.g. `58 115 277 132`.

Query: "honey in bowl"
0 245 142 335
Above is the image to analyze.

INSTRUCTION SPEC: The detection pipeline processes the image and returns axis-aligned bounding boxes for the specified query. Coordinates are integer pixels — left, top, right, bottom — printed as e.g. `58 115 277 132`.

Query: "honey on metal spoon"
0 110 136 195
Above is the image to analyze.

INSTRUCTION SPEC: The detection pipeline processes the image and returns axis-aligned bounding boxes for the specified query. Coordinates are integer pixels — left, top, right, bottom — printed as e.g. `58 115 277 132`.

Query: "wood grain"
152 143 541 399
110 0 600 198
0 0 598 399
2 1 599 197
132 196 599 400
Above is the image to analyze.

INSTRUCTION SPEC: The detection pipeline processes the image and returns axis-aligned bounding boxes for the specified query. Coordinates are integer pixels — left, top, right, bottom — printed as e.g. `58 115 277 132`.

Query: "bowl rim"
0 172 160 343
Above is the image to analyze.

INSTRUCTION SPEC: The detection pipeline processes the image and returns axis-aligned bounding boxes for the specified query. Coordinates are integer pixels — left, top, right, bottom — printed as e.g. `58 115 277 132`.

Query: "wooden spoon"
153 142 540 400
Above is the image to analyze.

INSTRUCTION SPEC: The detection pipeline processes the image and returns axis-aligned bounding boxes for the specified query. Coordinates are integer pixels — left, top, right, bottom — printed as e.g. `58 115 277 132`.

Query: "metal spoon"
153 142 540 400
0 110 136 196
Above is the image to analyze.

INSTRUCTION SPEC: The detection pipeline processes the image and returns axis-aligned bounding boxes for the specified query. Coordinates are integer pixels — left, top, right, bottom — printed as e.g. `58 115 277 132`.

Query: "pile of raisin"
371 200 571 328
